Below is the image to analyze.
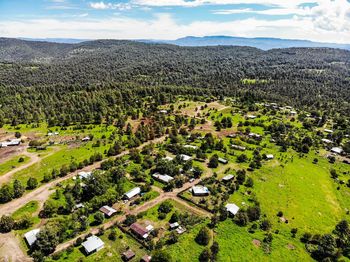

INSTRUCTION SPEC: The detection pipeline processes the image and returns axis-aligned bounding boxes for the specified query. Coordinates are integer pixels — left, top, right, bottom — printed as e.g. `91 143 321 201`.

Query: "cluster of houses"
0 138 21 148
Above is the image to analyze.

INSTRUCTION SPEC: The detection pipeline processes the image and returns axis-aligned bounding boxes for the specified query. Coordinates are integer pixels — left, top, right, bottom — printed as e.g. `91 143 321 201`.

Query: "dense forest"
0 38 349 125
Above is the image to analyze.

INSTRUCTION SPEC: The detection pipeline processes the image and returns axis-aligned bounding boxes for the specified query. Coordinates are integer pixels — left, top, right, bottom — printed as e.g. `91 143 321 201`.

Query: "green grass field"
0 155 30 176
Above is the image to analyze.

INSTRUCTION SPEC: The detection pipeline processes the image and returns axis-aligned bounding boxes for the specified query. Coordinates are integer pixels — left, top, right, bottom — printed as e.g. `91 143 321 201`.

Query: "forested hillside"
0 38 349 125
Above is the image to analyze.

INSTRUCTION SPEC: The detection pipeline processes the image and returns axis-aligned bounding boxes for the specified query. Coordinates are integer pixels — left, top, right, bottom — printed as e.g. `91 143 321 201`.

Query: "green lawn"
0 155 30 176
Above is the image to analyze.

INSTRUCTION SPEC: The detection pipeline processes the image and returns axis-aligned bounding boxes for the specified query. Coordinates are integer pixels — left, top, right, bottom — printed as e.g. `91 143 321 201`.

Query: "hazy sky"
0 0 350 43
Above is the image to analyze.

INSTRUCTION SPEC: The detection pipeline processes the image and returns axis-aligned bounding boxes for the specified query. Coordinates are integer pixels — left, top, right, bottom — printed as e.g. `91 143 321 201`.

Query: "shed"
179 154 192 161
124 187 141 200
169 222 179 229
82 235 104 254
266 154 274 160
141 255 152 262
231 144 246 151
218 158 228 164
24 229 40 247
331 147 343 155
225 203 240 216
99 205 117 217
122 249 136 261
222 174 234 182
152 173 174 184
191 186 210 196
130 223 149 239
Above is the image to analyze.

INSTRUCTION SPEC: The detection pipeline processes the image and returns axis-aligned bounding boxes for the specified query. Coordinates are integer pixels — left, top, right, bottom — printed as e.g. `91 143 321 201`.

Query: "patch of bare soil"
0 145 28 164
0 232 31 262
252 239 261 248
287 243 295 250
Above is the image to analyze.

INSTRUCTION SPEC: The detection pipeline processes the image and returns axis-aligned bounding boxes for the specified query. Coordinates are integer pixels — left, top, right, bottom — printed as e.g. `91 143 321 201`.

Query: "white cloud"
89 1 133 10
0 11 349 44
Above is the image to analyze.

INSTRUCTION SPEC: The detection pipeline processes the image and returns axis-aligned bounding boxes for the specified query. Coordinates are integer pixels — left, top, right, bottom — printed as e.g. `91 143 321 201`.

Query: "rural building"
141 255 152 262
82 136 90 141
218 157 228 164
163 156 174 161
191 185 210 196
0 138 21 147
247 115 257 119
184 144 198 150
82 235 104 255
321 138 333 144
159 110 168 114
24 229 40 247
231 144 246 151
75 203 84 209
179 154 192 161
266 154 274 160
225 203 240 216
222 174 234 182
78 171 92 180
176 226 186 234
130 223 150 239
152 173 174 184
324 129 333 133
249 133 261 139
124 187 141 200
331 147 343 155
122 249 136 261
99 205 117 217
169 222 179 229
290 111 297 115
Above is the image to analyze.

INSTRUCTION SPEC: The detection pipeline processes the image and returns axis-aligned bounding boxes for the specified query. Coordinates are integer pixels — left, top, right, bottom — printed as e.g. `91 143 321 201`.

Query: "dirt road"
0 136 166 216
0 232 31 262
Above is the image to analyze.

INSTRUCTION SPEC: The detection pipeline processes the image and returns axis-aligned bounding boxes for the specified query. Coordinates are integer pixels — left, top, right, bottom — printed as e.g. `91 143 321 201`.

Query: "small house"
159 110 168 114
130 223 150 239
324 129 333 133
231 144 246 151
82 235 104 255
331 147 343 155
152 173 174 184
321 139 333 144
249 133 261 139
218 158 228 164
225 203 240 216
24 229 40 247
247 115 257 119
124 187 141 200
191 186 210 196
222 174 234 182
183 145 198 150
176 226 186 234
179 154 192 161
75 203 84 209
78 171 92 180
82 136 90 142
169 222 179 229
122 249 136 261
141 255 152 262
163 156 174 161
99 205 117 217
266 154 274 160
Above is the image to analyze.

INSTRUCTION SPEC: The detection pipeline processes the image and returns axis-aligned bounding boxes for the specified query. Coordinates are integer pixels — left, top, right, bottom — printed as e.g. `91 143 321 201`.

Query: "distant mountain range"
19 36 350 50
152 36 350 50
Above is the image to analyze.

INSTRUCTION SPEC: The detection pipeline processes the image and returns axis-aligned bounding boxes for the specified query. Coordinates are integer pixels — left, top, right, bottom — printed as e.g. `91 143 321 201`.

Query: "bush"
195 226 211 245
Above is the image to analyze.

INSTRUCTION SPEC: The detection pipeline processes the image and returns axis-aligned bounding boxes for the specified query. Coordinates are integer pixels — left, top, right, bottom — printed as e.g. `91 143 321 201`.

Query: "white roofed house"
231 144 246 151
222 174 234 182
266 154 274 160
124 187 141 200
331 147 343 155
247 115 257 119
82 235 104 255
183 145 198 150
152 173 174 184
191 185 210 196
24 229 40 247
321 138 333 144
225 203 240 216
218 158 228 164
163 156 174 161
78 171 92 180
324 129 333 133
179 154 192 162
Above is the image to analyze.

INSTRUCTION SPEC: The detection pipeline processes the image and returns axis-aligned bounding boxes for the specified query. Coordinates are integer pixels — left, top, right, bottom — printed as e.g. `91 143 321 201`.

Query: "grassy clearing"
0 155 30 176
47 227 148 262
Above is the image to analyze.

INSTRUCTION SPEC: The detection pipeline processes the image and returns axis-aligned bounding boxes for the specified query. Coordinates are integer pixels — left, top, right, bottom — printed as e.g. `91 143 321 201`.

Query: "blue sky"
0 0 350 43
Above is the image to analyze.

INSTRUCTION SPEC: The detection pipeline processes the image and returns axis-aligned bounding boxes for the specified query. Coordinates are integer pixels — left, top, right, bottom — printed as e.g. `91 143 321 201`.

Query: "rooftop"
82 235 104 254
